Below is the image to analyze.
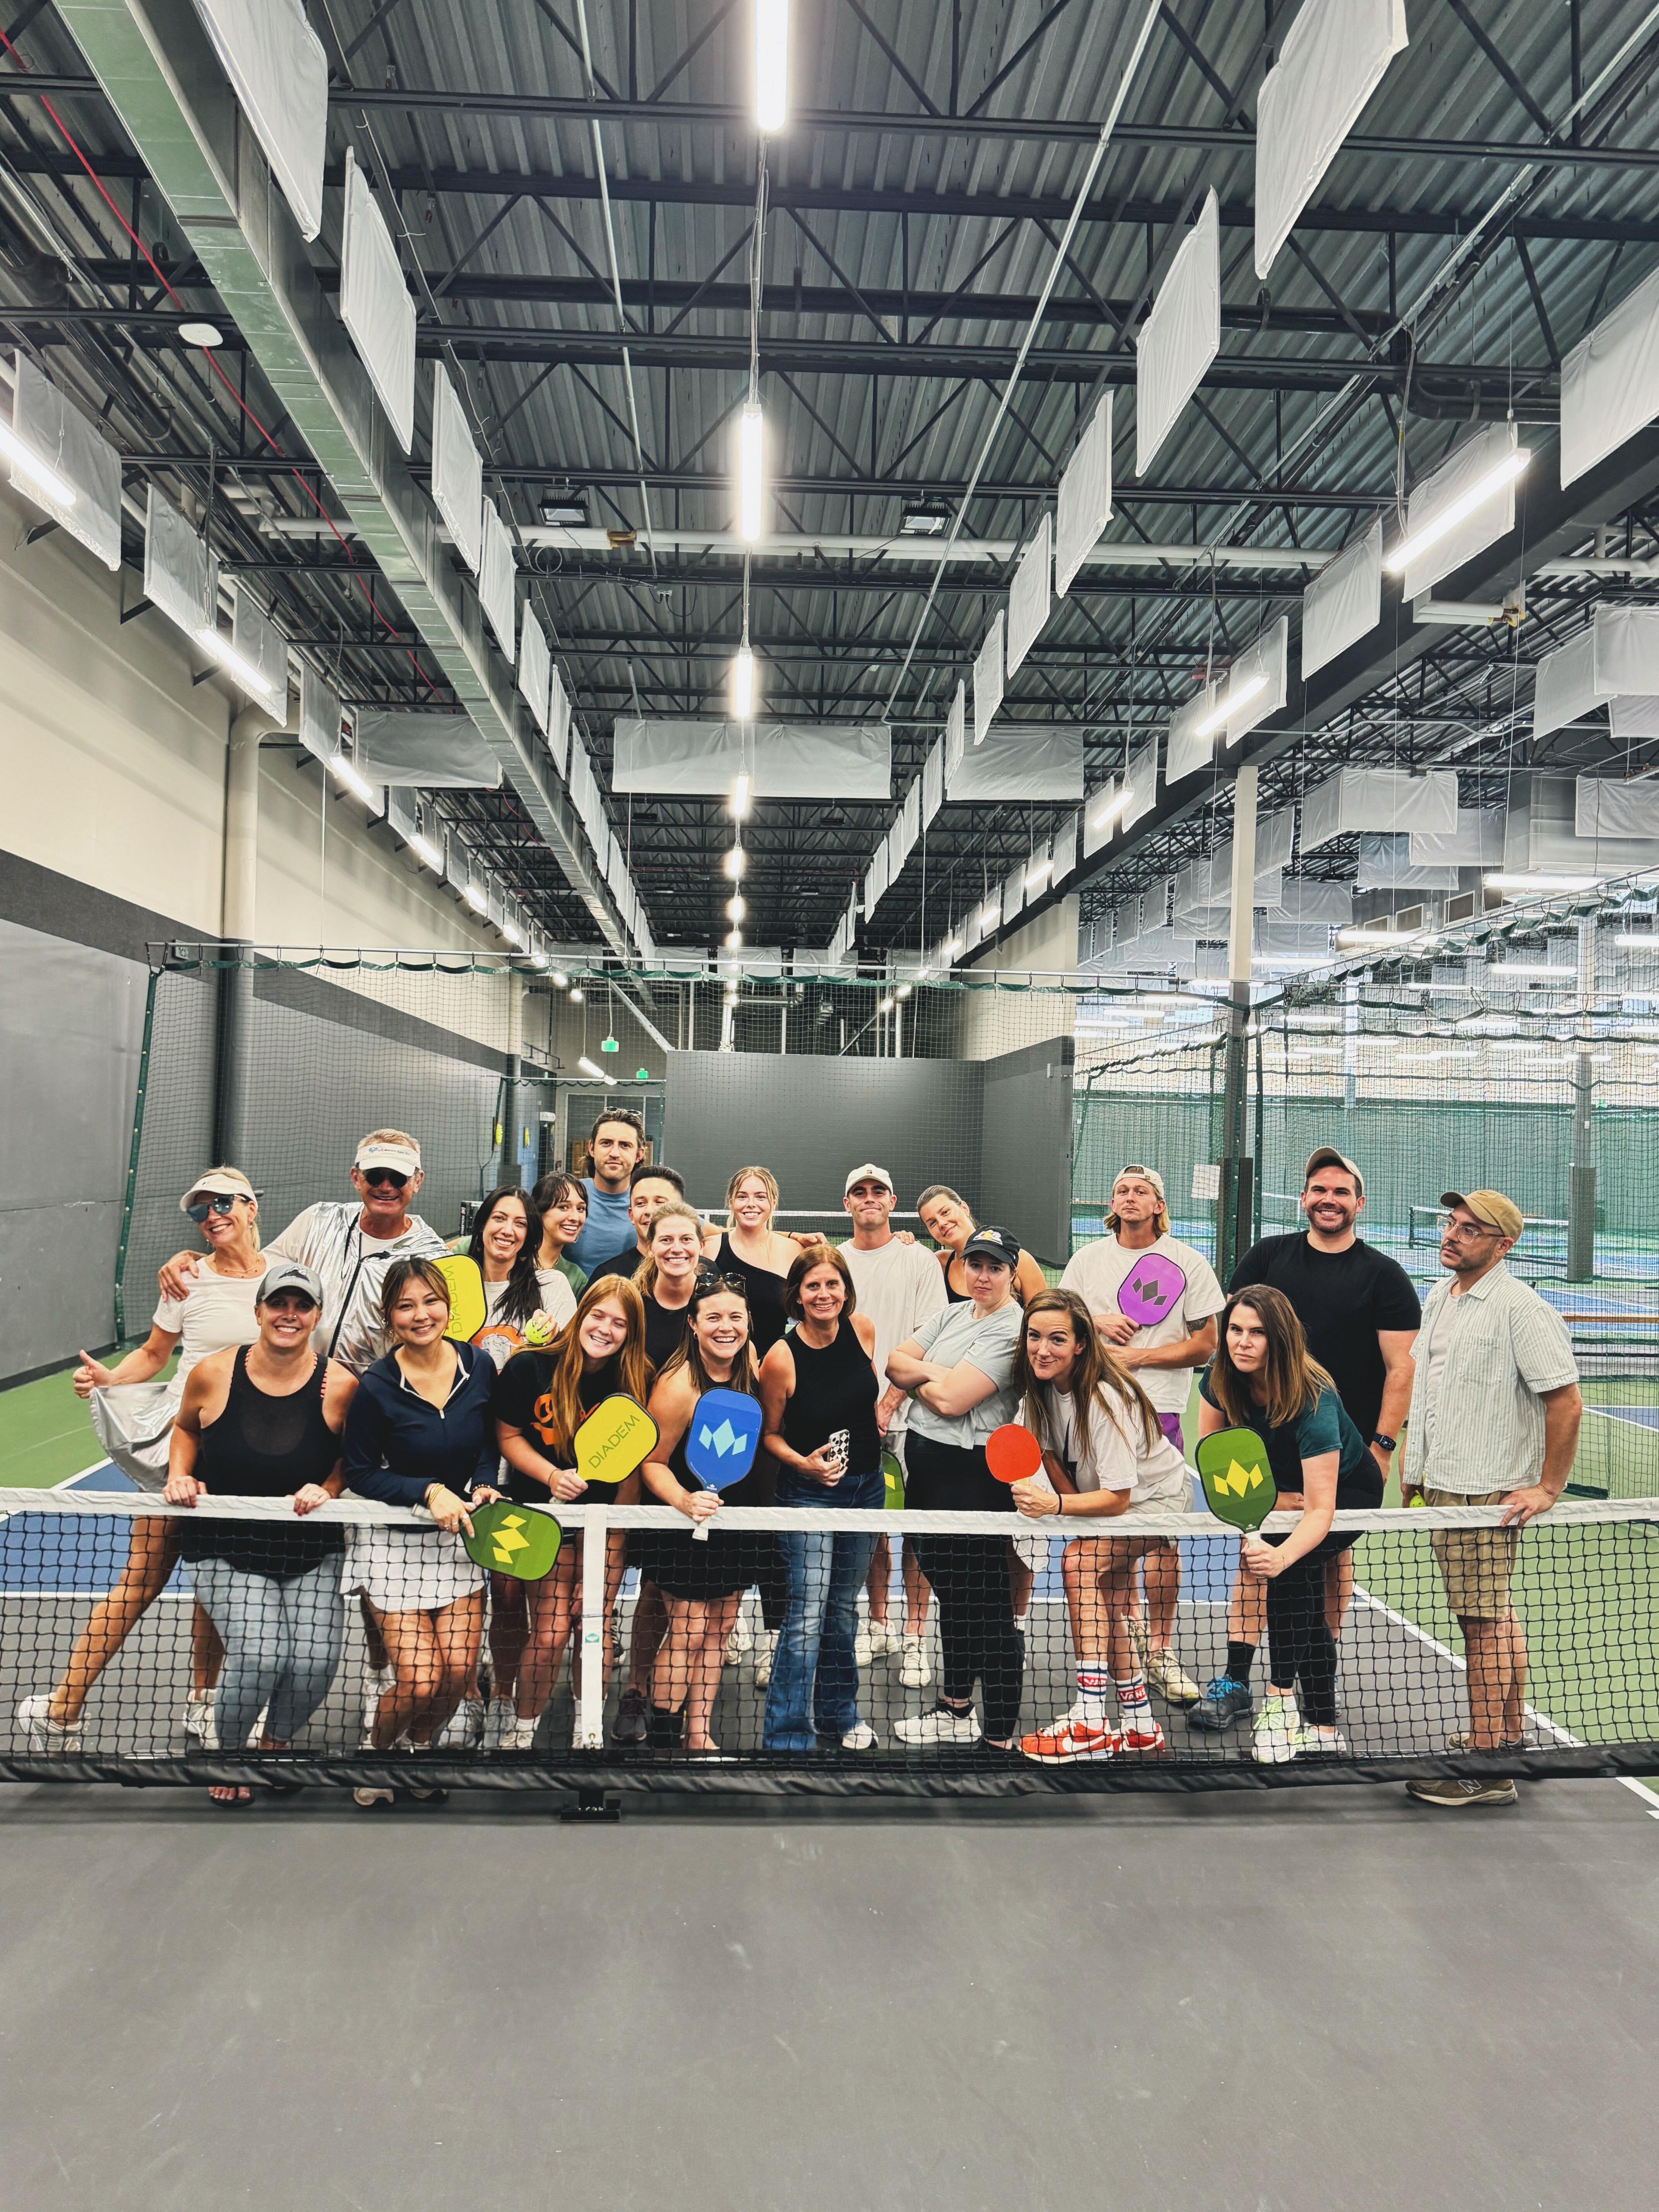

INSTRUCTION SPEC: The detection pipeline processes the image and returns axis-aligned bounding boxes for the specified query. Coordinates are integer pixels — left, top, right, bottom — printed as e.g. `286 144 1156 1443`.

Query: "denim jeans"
188 1554 345 1751
761 1464 883 1751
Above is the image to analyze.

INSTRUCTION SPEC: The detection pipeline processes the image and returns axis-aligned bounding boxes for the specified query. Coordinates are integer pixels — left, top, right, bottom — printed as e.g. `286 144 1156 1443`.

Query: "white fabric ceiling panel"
1255 0 1407 278
1082 779 1118 859
606 842 630 905
299 665 342 766
611 718 890 798
10 358 121 570
1005 515 1052 677
1051 812 1078 885
144 484 214 638
339 149 415 451
1226 617 1289 744
1121 925 1198 978
863 843 889 916
1257 803 1297 875
1055 395 1112 597
477 496 516 658
1121 740 1159 829
921 739 944 827
1275 878 1352 926
973 610 1004 744
1592 605 1659 697
1299 766 1458 849
1610 696 1659 741
431 364 483 574
194 0 327 241
1532 630 1599 740
1255 918 1337 963
351 709 502 788
1560 257 1659 488
1409 808 1503 865
1302 518 1382 680
898 780 921 858
1001 858 1027 929
1355 834 1459 891
1400 420 1519 601
385 785 418 840
546 664 571 777
947 721 1083 803
1136 190 1220 475
945 681 967 781
1575 777 1659 840
231 588 286 702
1165 686 1216 783
518 606 551 735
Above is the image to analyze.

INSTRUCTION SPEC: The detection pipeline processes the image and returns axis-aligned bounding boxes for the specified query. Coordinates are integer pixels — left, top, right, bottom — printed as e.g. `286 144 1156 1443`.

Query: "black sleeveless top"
644 1290 691 1372
181 1348 343 1580
781 1319 880 1474
715 1232 789 1355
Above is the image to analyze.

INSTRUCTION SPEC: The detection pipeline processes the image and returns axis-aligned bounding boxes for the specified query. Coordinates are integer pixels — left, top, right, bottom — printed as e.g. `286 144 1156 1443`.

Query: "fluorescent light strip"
731 644 755 720
464 882 490 915
196 628 278 700
328 753 377 807
754 0 789 131
730 772 750 819
737 403 765 543
1484 871 1604 893
1487 963 1573 980
1194 671 1267 740
408 832 442 871
1024 857 1052 889
1383 448 1530 575
0 420 77 507
578 1056 610 1082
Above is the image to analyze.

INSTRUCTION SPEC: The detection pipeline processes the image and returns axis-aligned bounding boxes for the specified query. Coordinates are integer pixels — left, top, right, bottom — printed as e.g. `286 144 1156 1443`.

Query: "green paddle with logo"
462 1499 562 1580
881 1448 905 1510
1195 1426 1278 1534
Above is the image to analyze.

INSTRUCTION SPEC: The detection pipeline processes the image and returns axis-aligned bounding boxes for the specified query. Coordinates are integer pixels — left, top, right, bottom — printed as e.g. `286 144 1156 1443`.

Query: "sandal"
209 1785 253 1809
353 1785 394 1810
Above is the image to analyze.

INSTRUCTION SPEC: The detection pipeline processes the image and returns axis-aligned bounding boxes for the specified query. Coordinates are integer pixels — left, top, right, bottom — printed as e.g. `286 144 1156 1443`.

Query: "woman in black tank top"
168 1274 354 1802
756 1244 885 1753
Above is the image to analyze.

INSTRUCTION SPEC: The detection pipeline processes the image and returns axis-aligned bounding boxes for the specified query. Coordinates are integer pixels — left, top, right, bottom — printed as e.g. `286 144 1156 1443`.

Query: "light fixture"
464 880 490 915
551 969 569 988
730 772 750 819
1487 962 1573 980
1384 446 1530 575
537 494 588 527
897 982 912 999
941 936 964 960
569 985 584 1002
196 627 278 700
408 831 443 871
502 918 524 948
725 928 744 949
1090 786 1132 830
578 1055 610 1082
900 499 951 537
723 846 746 880
530 949 550 970
878 996 894 1014
731 643 756 719
1024 856 1053 890
977 902 1001 932
178 320 224 348
737 402 765 543
1615 931 1659 948
726 894 746 922
754 0 789 132
1337 927 1428 949
328 753 378 807
0 419 77 507
1484 871 1605 893
1194 672 1267 741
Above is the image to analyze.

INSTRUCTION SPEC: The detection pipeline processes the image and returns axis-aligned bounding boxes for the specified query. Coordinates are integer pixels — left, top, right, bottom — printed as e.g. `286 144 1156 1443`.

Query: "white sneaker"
893 1703 981 1748
899 1634 932 1690
360 1664 394 1748
17 1695 81 1754
182 1688 216 1743
436 1699 483 1750
482 1697 516 1751
725 1608 754 1661
753 1629 779 1688
854 1619 876 1668
353 1786 394 1810
1290 1724 1348 1760
841 1722 877 1750
1144 1646 1203 1708
1252 1696 1300 1765
501 1717 539 1752
245 1703 270 1748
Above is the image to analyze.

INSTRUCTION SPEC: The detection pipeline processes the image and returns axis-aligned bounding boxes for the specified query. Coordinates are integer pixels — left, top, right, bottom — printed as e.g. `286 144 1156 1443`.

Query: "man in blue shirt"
567 1109 649 1277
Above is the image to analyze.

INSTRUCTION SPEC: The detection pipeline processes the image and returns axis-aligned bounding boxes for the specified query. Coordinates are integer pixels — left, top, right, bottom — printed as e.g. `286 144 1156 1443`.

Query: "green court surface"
0 1367 107 1489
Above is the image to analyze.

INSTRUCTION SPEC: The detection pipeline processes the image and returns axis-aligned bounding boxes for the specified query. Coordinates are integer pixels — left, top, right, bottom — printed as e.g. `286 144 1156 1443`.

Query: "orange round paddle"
986 1422 1043 1484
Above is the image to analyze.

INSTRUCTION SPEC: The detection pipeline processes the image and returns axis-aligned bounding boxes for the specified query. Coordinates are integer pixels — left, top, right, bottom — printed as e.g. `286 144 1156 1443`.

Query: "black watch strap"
1371 1431 1397 1451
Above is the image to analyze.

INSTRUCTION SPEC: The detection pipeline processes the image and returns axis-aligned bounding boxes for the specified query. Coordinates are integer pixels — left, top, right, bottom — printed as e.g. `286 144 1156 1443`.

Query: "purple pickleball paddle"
1117 1250 1188 1328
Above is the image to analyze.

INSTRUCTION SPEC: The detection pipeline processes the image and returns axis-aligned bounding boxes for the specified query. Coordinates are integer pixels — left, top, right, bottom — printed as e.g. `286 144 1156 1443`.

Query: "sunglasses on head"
360 1168 411 1190
695 1271 749 1300
186 1194 245 1222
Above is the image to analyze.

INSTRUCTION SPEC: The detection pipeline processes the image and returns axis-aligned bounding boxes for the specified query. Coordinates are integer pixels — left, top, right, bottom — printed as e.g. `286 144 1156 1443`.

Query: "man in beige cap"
1402 1189 1582 1808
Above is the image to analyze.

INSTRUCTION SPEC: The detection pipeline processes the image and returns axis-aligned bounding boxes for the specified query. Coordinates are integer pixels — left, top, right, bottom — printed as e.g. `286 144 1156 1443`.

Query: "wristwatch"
1371 1432 1397 1452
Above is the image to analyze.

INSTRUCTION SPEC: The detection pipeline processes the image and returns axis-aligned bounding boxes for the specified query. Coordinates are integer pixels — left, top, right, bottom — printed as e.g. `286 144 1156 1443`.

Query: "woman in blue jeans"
758 1245 884 1751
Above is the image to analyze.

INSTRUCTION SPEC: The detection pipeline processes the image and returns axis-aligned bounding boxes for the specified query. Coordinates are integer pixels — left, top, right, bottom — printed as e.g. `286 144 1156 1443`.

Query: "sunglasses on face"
186 1194 245 1223
360 1168 411 1190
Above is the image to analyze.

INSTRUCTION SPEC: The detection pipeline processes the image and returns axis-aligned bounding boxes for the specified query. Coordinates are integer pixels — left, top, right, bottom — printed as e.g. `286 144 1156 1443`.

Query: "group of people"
20 1109 1583 1814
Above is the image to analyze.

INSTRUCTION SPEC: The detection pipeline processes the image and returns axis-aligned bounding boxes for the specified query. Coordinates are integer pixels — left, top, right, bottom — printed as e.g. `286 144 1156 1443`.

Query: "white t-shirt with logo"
838 1235 948 1438
153 1267 261 1381
1058 1233 1224 1414
1040 1386 1191 1509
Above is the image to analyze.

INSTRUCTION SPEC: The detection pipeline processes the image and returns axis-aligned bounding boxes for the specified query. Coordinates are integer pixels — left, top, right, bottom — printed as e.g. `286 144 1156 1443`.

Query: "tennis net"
3 1491 1655 1798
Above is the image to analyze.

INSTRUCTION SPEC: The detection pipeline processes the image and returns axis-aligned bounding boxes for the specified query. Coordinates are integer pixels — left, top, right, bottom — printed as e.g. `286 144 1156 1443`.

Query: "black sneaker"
1189 1676 1252 1731
645 1702 685 1749
612 1686 648 1747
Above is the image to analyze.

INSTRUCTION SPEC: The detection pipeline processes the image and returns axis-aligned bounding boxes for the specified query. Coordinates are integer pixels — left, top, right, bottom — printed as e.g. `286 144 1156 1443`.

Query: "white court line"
1351 1586 1580 1746
53 1459 115 1491
1619 1777 1659 1819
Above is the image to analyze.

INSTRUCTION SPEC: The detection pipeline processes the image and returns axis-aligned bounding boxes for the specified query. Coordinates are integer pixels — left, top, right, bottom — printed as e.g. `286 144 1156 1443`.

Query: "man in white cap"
1059 1162 1224 1709
838 1163 948 1687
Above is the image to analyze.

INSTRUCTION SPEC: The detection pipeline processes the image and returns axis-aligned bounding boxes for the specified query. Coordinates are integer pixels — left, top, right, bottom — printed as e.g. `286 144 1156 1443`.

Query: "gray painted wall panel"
978 1035 1074 1263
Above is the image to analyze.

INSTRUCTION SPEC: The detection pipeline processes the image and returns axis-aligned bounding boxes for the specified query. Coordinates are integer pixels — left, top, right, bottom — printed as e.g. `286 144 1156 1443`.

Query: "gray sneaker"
1189 1676 1252 1731
1407 1776 1519 1808
612 1686 648 1747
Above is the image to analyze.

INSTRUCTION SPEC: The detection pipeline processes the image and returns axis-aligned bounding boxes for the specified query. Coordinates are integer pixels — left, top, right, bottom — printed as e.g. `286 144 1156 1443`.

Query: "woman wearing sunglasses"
18 1169 264 1756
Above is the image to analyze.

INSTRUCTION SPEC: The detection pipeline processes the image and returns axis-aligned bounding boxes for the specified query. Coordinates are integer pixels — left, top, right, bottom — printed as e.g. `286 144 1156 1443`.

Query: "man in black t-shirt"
1192 1146 1421 1731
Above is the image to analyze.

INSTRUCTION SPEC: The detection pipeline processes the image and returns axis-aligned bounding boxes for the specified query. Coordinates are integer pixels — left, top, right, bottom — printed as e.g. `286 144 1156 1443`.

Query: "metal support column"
1217 767 1258 1286
1567 917 1597 1282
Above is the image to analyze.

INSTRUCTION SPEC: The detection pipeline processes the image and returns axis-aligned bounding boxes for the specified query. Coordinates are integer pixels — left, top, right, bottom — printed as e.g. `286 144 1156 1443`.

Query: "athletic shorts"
1426 1486 1519 1621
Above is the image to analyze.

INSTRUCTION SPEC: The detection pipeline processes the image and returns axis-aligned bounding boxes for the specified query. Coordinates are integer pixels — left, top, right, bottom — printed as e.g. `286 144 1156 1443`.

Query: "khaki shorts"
1425 1487 1519 1621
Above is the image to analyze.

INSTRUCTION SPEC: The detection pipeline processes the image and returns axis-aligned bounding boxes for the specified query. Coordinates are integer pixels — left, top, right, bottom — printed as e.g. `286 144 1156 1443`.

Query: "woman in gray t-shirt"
885 1226 1025 1750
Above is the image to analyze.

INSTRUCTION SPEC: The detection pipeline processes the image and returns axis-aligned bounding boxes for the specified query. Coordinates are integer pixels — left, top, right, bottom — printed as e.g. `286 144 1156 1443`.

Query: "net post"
1567 918 1597 1282
575 1507 607 1748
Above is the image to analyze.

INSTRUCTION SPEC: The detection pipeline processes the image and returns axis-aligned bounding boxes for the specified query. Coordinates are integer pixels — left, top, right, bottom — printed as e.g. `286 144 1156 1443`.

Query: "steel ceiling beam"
52 0 630 958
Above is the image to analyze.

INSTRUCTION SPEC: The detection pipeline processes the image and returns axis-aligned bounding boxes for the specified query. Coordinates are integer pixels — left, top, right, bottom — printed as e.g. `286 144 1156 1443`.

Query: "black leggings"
758 1543 788 1634
1264 1532 1354 1729
906 1434 1023 1742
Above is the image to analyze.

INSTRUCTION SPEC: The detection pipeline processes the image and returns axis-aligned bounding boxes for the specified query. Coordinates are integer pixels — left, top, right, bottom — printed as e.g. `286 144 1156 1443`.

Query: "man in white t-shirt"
1059 1163 1222 1708
838 1161 948 1686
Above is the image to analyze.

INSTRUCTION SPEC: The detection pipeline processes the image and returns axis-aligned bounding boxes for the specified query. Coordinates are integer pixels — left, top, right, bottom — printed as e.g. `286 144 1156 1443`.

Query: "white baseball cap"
354 1135 422 1176
179 1168 256 1214
1113 1162 1166 1200
844 1162 895 1196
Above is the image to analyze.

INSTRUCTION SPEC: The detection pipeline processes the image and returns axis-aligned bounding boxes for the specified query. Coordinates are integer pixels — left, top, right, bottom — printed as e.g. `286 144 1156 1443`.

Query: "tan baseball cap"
1440 1188 1524 1240
179 1168 256 1213
844 1162 894 1195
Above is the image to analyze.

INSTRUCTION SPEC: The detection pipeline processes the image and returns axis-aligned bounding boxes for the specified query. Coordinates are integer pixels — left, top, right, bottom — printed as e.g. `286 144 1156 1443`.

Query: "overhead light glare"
896 982 912 999
502 918 524 948
551 969 569 987
464 881 490 915
1090 785 1133 830
196 627 279 700
726 894 746 922
730 772 750 819
1384 447 1531 575
0 420 77 507
941 936 964 960
731 643 756 720
754 0 789 132
737 402 765 543
1484 871 1605 893
408 832 442 871
978 902 1001 932
1487 962 1574 980
723 846 746 880
328 753 378 807
725 928 744 950
1024 857 1052 889
569 986 585 1002
1337 927 1430 949
1194 673 1266 740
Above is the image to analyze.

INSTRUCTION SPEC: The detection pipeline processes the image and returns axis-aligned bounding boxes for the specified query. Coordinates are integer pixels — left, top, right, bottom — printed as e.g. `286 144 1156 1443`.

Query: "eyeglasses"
186 1194 246 1222
1437 1215 1504 1243
361 1168 411 1190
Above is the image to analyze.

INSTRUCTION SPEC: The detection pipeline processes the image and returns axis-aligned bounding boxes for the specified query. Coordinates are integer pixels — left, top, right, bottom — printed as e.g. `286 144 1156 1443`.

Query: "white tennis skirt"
345 1527 485 1615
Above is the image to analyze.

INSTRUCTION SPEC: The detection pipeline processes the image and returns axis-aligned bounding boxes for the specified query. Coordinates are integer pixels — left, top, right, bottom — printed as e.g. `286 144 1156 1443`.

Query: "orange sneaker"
1018 1716 1124 1763
1119 1711 1167 1753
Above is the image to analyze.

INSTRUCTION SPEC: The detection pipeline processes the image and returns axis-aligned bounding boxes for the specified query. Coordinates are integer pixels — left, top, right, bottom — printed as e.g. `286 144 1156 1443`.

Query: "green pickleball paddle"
1195 1426 1278 1534
881 1449 905 1510
462 1500 561 1580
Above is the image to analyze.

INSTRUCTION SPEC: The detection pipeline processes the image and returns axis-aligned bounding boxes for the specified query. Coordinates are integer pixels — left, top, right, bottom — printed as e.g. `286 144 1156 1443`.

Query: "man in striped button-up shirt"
1401 1189 1582 1809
